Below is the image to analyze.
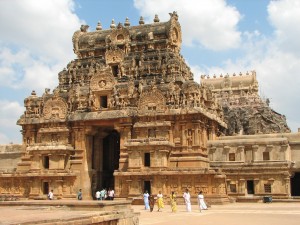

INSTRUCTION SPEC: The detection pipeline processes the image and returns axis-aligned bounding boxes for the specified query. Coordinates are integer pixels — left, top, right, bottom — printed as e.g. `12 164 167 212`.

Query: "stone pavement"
133 202 300 225
0 202 299 225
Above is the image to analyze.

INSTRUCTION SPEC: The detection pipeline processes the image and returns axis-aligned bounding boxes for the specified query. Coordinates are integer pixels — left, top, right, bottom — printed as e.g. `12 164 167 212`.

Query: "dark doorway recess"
144 181 151 195
247 180 254 194
291 172 300 196
102 130 120 189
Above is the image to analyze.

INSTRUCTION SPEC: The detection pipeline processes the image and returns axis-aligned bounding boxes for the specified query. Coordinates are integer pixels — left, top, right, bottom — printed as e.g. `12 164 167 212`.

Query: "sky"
0 0 299 144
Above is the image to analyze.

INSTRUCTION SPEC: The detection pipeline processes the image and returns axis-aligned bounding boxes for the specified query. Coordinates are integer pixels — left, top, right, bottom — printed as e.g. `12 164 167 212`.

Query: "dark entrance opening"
291 172 300 196
247 180 254 194
144 181 151 195
144 153 150 167
102 130 120 190
43 182 49 195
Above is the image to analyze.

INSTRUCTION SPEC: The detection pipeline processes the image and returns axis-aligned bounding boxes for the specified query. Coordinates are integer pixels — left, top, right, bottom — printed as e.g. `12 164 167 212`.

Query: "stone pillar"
252 145 259 162
224 146 230 161
239 179 245 195
237 146 245 162
284 177 291 197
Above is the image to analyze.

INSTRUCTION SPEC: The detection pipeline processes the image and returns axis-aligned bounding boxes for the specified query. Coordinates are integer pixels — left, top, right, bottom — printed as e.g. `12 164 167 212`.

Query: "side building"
202 73 300 200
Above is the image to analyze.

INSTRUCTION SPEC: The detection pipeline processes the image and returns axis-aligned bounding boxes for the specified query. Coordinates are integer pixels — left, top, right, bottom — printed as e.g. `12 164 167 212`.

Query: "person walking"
170 191 177 212
48 190 54 200
143 190 150 210
183 189 192 212
197 191 208 212
157 191 164 212
149 194 155 212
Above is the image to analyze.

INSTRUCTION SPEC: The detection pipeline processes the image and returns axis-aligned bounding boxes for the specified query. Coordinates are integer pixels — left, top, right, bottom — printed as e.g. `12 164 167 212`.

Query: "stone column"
239 179 245 195
252 145 259 162
237 146 245 162
284 177 291 197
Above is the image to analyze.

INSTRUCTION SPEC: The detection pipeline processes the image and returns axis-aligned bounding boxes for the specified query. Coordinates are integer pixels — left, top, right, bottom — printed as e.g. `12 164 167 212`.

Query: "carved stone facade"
1 12 300 203
0 12 228 203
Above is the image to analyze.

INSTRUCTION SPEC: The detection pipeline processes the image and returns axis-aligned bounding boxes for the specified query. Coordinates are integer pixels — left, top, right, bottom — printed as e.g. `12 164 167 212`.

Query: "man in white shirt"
95 190 101 200
183 189 191 212
48 190 54 200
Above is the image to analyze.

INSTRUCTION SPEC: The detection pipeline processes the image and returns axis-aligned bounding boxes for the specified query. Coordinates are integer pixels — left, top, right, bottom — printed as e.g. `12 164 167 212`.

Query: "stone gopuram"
2 12 228 203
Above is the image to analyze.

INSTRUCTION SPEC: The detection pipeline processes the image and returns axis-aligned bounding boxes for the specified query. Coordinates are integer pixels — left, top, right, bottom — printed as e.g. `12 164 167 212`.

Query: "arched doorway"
291 172 300 196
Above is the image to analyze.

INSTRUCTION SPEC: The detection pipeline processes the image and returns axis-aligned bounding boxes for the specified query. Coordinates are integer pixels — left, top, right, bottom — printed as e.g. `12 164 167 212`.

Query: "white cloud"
0 0 83 143
198 0 300 132
134 0 241 50
268 0 300 57
0 0 82 92
0 100 24 144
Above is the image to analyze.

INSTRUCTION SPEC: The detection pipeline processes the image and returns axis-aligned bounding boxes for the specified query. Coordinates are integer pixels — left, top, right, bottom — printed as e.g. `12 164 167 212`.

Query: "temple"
1 12 300 204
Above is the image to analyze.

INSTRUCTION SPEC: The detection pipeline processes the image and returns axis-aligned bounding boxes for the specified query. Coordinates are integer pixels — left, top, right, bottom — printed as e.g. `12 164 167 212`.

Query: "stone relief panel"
43 97 68 120
138 88 166 114
90 68 116 92
105 47 125 65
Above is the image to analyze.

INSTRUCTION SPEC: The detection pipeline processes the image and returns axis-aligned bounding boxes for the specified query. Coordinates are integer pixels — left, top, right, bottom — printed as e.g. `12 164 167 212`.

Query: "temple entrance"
144 181 151 195
291 172 300 196
247 180 254 194
91 129 120 196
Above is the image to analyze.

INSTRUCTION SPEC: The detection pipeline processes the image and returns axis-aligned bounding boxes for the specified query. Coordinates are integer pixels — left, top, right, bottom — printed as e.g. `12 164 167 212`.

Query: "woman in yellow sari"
170 191 177 212
157 191 164 211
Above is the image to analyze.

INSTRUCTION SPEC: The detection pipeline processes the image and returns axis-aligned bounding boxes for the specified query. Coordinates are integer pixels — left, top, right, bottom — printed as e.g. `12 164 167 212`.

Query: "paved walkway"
0 202 299 224
133 202 300 225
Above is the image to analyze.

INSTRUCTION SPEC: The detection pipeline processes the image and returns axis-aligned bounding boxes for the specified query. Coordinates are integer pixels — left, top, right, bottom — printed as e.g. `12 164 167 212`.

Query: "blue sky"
0 0 300 144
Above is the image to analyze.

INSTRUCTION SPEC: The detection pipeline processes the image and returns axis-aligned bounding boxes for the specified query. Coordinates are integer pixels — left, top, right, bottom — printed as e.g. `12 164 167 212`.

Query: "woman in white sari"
197 191 207 212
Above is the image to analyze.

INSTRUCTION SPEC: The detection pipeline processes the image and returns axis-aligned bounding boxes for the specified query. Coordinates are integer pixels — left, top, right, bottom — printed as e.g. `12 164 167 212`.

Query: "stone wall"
0 144 22 172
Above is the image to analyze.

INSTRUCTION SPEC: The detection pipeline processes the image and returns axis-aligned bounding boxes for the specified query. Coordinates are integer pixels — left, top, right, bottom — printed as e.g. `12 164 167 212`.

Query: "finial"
154 14 160 23
233 73 236 76
110 19 116 29
124 17 130 27
246 71 249 75
96 21 102 30
239 72 242 76
220 74 223 77
213 74 216 78
139 16 145 25
31 90 36 96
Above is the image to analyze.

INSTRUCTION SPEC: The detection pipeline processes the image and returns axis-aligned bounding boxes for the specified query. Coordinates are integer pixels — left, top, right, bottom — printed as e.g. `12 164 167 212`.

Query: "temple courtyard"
0 201 299 225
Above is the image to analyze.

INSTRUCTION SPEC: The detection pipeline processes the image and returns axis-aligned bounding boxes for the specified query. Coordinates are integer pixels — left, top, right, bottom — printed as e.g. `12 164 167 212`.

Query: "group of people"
95 188 114 200
143 189 208 213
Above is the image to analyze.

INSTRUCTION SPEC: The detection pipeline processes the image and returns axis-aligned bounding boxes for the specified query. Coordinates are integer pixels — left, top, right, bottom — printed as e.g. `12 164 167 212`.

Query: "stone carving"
90 68 116 91
105 47 125 65
138 88 166 114
43 97 68 120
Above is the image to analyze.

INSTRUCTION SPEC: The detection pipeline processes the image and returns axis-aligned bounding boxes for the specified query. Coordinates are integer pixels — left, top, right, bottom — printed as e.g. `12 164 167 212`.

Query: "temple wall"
0 144 22 172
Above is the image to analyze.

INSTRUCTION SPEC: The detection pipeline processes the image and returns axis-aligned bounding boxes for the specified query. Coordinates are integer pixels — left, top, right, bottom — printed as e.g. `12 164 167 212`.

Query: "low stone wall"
0 144 22 172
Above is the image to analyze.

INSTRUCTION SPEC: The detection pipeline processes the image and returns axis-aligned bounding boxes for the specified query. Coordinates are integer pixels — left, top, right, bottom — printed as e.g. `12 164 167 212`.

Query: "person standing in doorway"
197 191 208 212
100 188 106 200
77 189 82 200
183 189 192 212
170 191 177 212
48 190 54 200
108 188 114 200
157 191 164 212
95 190 101 200
143 190 150 210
